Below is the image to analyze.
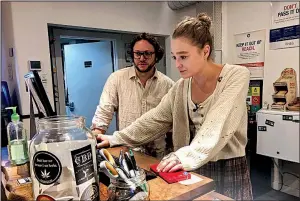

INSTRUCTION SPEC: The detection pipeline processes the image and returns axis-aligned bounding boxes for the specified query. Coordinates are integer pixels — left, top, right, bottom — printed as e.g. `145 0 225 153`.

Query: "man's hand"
96 134 110 149
157 152 183 173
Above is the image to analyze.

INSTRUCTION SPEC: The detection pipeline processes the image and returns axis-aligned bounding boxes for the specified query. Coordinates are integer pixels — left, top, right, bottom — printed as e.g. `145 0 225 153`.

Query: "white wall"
222 2 299 105
167 2 223 81
166 5 197 82
1 2 18 98
223 2 299 197
3 1 177 116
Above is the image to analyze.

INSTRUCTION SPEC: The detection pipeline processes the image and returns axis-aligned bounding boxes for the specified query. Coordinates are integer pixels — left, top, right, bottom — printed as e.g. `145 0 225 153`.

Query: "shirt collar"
129 66 159 80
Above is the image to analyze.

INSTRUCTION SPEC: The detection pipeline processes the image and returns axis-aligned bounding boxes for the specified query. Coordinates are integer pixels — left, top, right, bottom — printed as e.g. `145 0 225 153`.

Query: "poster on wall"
270 2 300 50
234 30 266 78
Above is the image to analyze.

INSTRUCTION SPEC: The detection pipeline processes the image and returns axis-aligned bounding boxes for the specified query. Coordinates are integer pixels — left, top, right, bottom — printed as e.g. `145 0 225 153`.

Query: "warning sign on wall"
252 96 261 106
248 88 252 96
246 96 252 105
251 87 260 96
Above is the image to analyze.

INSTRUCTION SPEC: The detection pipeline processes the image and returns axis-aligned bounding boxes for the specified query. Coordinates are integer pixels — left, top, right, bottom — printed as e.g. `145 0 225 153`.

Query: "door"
64 41 117 133
279 115 299 163
256 112 280 159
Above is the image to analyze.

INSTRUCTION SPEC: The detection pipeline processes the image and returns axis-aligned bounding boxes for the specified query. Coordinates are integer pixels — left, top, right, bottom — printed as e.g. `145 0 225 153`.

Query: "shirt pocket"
118 109 141 128
147 96 163 110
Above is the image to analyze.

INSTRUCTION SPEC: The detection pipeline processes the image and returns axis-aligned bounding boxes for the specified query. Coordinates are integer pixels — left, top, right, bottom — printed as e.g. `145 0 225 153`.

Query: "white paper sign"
271 2 299 28
8 63 13 81
178 174 203 185
40 73 48 91
234 30 266 78
270 2 300 50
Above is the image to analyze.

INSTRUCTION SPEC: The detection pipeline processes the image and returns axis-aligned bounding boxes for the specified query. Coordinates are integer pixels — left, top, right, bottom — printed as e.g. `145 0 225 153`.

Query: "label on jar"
33 151 62 185
71 144 99 200
80 182 99 201
71 144 95 185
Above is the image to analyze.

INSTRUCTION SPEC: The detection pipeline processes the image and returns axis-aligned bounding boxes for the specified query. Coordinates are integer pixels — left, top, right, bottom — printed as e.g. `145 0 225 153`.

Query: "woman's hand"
92 128 106 135
96 134 110 149
157 152 183 172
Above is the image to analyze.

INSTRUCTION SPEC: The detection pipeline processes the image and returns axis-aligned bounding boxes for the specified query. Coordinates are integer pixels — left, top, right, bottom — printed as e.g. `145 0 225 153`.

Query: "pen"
115 167 129 180
117 165 131 178
99 161 119 179
99 149 116 166
125 152 136 178
129 149 140 176
129 149 137 171
122 158 130 176
115 167 137 190
119 149 124 167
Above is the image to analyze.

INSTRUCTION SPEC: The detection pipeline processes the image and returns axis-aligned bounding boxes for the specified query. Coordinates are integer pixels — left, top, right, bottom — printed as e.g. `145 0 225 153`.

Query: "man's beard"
134 61 156 73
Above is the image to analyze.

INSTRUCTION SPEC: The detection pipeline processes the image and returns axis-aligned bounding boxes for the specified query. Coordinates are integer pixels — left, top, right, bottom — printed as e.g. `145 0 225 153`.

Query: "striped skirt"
194 156 253 201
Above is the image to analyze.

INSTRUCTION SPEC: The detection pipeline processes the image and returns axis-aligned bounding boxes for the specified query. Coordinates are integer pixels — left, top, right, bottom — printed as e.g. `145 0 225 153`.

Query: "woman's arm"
97 88 174 148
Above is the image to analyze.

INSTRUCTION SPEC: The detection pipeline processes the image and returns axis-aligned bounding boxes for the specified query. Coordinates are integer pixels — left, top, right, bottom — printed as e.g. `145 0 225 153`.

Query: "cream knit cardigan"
108 64 250 171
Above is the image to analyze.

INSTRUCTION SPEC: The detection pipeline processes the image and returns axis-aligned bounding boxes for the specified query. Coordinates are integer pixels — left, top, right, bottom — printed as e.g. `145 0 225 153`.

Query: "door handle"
292 120 299 123
69 102 75 112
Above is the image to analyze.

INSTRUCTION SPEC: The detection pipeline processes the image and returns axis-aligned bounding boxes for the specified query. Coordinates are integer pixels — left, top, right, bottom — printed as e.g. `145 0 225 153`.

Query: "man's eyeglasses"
133 51 154 59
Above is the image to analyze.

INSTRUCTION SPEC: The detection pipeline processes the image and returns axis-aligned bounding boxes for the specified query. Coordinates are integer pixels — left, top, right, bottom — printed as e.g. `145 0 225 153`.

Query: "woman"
97 13 253 200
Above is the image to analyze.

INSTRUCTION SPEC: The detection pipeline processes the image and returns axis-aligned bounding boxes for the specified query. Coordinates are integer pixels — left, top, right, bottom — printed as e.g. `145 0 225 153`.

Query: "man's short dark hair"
130 33 164 63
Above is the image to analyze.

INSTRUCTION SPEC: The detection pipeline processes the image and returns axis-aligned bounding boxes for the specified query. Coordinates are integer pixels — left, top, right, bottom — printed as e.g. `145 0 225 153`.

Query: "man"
92 33 174 158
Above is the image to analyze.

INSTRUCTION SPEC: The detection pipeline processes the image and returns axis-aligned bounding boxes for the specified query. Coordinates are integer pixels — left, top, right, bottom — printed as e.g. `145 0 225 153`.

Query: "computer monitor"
24 71 55 117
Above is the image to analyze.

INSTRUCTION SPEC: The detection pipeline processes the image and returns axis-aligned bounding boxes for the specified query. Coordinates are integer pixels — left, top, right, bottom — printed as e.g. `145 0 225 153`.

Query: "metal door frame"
48 26 118 115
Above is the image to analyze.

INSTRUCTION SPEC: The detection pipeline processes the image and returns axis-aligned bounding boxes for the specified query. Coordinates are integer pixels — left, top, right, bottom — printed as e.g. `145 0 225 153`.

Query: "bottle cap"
5 106 20 122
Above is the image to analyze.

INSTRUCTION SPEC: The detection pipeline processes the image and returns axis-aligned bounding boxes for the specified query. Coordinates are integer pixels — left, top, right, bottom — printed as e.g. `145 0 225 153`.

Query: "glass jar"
108 168 150 201
29 116 99 201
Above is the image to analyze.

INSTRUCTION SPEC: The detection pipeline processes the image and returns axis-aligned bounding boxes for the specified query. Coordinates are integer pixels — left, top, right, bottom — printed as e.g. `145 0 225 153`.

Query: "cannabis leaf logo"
41 169 50 179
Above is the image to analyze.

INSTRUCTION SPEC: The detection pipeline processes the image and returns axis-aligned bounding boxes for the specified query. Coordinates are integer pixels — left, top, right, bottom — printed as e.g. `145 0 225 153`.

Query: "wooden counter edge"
193 191 234 201
171 176 214 200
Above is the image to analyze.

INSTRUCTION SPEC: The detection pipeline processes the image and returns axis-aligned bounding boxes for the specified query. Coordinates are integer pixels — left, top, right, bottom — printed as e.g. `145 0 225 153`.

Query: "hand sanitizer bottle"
5 107 29 165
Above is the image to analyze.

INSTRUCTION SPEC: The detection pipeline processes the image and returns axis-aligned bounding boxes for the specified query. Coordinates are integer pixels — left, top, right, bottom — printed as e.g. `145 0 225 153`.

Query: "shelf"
272 95 286 99
273 82 288 87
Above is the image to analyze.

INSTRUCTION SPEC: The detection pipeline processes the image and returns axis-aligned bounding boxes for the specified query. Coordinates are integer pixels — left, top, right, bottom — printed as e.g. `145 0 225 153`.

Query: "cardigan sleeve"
106 86 174 147
174 67 250 171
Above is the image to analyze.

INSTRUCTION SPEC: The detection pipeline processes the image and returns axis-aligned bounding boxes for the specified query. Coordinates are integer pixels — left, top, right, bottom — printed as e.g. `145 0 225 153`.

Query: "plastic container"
6 106 29 165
